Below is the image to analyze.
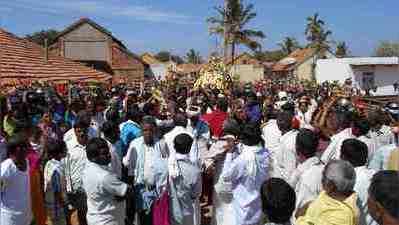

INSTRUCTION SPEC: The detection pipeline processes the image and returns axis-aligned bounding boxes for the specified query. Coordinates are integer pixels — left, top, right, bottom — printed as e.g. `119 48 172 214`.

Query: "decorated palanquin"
194 57 231 91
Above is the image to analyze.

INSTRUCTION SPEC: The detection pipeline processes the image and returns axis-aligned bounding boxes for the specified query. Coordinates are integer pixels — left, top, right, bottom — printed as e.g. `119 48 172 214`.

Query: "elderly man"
341 139 378 225
221 123 270 225
368 171 399 225
123 116 169 225
296 160 359 225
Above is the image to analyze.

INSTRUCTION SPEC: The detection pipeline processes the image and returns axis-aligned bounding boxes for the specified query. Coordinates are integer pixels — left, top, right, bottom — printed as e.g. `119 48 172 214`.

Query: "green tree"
335 41 349 57
25 29 59 46
185 49 203 64
374 41 399 57
305 13 332 50
207 0 265 64
254 50 286 62
155 51 185 64
305 13 332 81
278 37 300 55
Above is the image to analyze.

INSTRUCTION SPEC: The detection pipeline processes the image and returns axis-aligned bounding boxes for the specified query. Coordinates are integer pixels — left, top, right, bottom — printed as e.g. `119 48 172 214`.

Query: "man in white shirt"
83 138 132 225
261 111 282 154
295 96 316 129
321 111 354 163
122 116 169 225
101 121 123 179
221 124 270 225
169 134 202 225
272 111 298 181
63 114 90 225
0 134 32 225
186 106 210 165
340 139 377 225
289 128 321 188
352 118 378 162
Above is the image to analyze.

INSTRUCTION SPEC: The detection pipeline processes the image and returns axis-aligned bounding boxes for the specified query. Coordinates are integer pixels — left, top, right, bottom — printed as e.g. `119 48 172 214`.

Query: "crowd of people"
0 79 399 225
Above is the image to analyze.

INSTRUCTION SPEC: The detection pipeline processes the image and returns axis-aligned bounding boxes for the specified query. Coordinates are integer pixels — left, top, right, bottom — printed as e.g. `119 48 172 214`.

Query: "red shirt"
201 109 228 138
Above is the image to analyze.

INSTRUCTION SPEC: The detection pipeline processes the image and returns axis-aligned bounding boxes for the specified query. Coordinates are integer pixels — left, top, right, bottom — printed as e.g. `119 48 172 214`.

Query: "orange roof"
0 28 111 85
272 48 317 72
226 52 261 65
141 53 161 65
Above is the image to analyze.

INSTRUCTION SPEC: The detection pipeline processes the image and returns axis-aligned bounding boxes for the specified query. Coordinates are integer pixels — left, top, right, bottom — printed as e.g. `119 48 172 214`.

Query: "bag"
152 189 170 225
134 184 157 213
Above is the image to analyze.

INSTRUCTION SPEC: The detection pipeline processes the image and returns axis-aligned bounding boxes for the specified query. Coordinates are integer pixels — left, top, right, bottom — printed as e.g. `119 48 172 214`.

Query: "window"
362 72 375 90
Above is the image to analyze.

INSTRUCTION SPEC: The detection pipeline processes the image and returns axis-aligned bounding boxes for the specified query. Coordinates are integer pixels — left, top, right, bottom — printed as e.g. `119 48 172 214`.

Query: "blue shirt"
246 104 262 124
119 120 142 156
221 145 270 225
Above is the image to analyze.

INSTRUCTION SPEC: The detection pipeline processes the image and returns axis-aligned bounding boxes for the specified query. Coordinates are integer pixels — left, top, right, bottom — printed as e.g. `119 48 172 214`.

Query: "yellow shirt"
296 191 359 225
387 149 399 171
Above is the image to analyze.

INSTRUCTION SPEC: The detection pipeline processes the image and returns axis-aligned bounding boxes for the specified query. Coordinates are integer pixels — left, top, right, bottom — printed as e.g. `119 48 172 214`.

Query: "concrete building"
272 48 336 80
316 57 399 95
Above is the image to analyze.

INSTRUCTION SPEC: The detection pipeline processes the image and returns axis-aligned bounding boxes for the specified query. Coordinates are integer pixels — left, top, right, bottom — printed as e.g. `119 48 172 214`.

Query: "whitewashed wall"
316 58 399 95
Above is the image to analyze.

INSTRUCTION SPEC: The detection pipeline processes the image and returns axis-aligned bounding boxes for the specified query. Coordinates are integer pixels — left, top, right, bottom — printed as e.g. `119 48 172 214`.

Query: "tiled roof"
226 52 261 65
272 48 317 72
0 28 111 85
141 53 161 65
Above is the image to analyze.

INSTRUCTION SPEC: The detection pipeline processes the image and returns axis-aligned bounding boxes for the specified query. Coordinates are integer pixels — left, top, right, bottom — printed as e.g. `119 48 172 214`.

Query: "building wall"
149 64 168 80
353 65 399 95
296 51 336 80
316 59 399 95
230 65 264 83
62 23 110 62
296 57 314 80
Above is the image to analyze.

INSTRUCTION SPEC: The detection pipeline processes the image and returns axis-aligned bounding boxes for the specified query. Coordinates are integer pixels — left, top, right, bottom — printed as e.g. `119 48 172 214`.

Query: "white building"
316 57 399 95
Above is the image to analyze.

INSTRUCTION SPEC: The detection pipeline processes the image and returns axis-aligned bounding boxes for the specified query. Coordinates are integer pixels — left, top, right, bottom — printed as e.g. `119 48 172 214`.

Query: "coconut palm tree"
305 13 333 80
335 41 349 57
186 49 202 64
305 13 332 50
278 37 301 55
207 0 265 64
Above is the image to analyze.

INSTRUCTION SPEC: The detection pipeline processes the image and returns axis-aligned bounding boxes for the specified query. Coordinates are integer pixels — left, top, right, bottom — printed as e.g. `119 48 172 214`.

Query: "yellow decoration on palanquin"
194 57 230 90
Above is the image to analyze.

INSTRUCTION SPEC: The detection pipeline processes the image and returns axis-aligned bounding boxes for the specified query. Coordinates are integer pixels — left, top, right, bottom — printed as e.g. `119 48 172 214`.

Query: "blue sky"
1 0 399 58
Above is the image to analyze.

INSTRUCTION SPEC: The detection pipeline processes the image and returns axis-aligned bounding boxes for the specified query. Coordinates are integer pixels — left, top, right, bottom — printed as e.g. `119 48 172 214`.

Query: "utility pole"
223 0 230 63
